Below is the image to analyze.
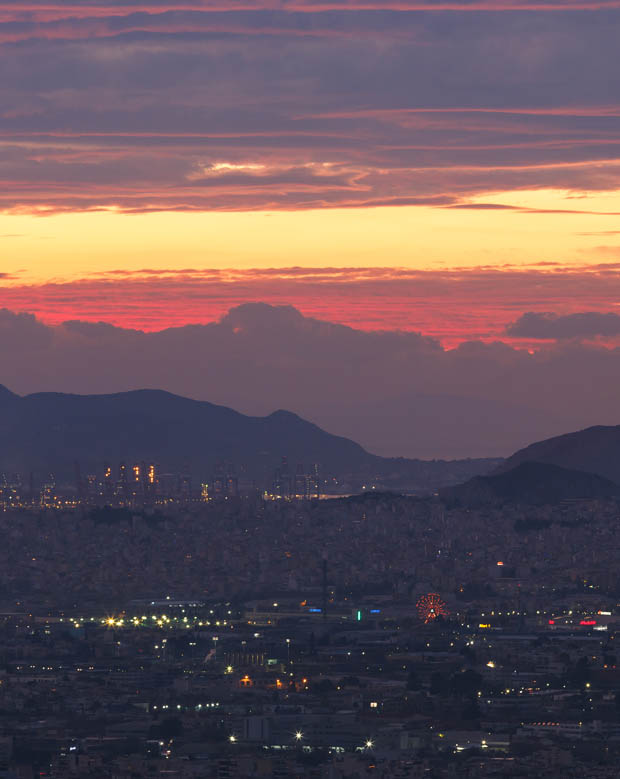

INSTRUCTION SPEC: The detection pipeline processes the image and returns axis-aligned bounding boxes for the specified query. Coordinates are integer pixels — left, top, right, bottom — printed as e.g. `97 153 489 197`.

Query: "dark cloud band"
507 311 620 339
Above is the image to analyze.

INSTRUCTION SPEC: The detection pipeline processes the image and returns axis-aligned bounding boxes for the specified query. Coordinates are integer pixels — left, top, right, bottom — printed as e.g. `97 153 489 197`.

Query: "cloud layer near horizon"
3 2 620 213
4 0 620 381
2 301 620 460
3 263 620 346
507 310 620 339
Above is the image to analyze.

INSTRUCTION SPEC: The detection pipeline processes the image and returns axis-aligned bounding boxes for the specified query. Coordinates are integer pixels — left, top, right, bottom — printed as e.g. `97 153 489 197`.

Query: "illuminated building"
272 460 319 500
212 463 238 499
0 472 24 508
178 474 192 498
117 462 128 498
86 474 97 498
306 463 320 499
294 463 306 498
40 476 57 508
104 463 113 498
273 456 292 498
212 462 225 498
226 464 239 498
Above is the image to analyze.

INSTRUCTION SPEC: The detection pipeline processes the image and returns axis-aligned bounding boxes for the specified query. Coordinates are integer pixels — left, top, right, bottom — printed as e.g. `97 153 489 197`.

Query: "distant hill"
0 386 498 489
440 461 619 507
498 425 620 484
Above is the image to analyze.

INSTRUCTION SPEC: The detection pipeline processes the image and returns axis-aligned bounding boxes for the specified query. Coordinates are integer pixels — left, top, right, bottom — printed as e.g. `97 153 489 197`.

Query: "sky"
4 301 620 459
2 1 620 456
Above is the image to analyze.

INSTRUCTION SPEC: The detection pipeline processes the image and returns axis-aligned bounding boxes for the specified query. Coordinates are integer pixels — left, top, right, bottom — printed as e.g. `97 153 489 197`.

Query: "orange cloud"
3 264 620 348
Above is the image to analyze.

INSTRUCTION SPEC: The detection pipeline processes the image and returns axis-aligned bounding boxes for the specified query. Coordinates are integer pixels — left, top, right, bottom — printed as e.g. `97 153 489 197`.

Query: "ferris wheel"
416 593 449 624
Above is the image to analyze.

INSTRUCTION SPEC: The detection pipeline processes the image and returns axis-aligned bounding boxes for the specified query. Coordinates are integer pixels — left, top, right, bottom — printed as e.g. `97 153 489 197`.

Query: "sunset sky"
2 0 620 347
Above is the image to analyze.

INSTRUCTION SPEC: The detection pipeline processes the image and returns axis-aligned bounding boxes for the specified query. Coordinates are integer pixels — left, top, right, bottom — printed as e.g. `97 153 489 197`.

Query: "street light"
294 731 303 742
365 739 374 750
286 638 291 665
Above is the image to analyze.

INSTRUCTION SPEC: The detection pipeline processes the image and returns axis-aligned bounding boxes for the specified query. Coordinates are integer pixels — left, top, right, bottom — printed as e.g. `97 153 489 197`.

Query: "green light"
356 610 362 621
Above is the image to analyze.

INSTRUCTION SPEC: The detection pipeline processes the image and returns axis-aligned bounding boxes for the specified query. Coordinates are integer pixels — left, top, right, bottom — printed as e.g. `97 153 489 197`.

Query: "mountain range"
5 382 620 502
498 425 620 485
441 460 619 507
5 302 620 461
0 385 498 490
442 424 620 506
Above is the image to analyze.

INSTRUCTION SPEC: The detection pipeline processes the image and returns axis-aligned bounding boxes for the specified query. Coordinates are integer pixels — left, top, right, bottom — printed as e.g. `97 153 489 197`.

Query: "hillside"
0 386 498 489
440 460 619 507
498 425 620 484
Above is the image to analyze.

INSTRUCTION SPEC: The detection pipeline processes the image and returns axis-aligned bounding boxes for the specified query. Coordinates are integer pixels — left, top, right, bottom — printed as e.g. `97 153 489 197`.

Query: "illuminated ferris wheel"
416 593 449 624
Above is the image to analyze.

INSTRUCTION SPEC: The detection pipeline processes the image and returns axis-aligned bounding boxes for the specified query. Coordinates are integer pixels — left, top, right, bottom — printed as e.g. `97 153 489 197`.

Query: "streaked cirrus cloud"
2 1 620 213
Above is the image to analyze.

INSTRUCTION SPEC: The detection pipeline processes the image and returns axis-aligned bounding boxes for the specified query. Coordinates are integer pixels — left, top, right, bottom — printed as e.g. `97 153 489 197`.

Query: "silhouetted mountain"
441 461 618 507
498 425 620 484
0 385 498 489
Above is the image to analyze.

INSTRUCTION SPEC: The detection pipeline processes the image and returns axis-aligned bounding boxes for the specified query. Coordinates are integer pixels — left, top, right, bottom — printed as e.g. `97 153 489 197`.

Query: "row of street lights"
229 732 374 750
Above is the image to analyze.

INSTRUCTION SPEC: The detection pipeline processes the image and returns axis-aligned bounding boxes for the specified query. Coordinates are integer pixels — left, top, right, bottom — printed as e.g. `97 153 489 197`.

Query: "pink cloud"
3 264 620 348
3 2 620 22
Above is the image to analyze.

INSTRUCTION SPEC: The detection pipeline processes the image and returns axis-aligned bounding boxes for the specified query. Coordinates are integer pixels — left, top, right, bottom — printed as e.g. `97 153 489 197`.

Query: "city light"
0 391 615 776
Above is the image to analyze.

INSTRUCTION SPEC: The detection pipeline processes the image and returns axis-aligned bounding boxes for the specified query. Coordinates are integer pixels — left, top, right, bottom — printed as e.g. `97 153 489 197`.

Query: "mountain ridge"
496 424 620 484
441 460 619 507
0 385 499 490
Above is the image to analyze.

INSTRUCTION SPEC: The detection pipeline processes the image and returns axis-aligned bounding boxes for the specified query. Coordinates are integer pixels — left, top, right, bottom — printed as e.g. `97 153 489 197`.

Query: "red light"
580 620 596 626
548 619 555 625
416 593 449 624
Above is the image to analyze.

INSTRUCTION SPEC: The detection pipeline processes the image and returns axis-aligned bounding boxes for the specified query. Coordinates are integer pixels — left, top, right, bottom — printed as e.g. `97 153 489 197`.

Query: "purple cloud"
1 3 620 212
0 302 620 459
507 311 620 339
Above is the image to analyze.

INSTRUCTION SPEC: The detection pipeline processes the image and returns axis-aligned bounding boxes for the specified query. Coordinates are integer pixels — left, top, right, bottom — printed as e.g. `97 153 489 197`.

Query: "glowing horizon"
3 2 620 346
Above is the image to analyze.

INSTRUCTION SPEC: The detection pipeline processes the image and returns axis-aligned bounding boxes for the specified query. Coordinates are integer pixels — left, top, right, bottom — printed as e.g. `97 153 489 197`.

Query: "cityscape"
2 442 620 776
1 459 327 509
3 0 620 777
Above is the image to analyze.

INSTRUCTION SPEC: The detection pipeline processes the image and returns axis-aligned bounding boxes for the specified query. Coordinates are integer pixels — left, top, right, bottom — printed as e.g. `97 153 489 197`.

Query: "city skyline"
2 5 620 778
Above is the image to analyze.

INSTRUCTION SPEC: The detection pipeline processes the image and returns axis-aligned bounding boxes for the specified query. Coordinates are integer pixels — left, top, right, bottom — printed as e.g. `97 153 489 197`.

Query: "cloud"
507 311 620 339
5 263 620 347
2 5 620 212
1 301 620 460
0 307 53 347
3 2 620 22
